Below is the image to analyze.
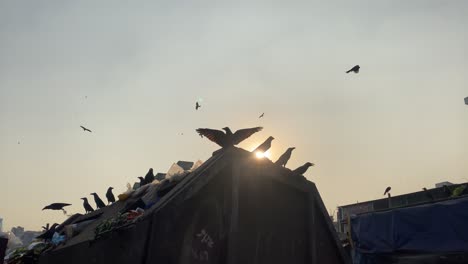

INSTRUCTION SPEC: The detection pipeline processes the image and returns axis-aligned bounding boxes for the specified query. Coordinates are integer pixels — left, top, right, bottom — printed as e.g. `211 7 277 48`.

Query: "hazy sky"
1 1 468 231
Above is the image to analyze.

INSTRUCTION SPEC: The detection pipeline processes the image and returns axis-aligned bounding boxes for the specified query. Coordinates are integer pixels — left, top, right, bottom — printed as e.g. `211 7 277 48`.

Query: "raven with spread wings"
196 127 263 148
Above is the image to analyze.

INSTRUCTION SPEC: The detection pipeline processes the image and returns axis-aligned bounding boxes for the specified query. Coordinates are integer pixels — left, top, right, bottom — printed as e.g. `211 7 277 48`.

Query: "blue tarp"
351 196 468 254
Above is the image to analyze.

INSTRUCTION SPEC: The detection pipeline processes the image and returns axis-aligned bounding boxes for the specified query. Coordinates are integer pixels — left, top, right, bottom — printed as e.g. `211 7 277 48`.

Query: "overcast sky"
1 0 468 231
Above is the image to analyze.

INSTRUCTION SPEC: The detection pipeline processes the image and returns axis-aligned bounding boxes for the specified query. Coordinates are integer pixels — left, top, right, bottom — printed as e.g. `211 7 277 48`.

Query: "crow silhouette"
144 168 155 185
292 162 314 175
106 187 115 204
81 197 94 213
259 113 264 118
36 223 59 241
275 147 295 167
42 203 71 215
196 127 263 148
252 136 274 153
465 97 468 105
138 176 146 186
383 186 391 196
91 193 106 209
346 65 360 74
80 126 92 132
196 102 201 110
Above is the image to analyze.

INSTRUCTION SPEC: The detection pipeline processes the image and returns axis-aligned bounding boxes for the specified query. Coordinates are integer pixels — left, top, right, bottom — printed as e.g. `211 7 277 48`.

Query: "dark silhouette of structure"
91 193 106 209
346 65 360 74
81 197 94 213
275 147 295 167
80 126 92 132
106 187 115 204
423 187 434 201
384 186 391 196
292 162 314 175
42 203 72 215
196 126 263 148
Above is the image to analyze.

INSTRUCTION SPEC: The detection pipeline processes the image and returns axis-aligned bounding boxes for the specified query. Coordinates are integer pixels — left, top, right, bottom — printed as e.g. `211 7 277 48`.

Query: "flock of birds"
35 65 362 239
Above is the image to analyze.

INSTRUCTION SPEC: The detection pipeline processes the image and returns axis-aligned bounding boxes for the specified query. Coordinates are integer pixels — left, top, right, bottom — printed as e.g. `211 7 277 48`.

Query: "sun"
255 151 271 159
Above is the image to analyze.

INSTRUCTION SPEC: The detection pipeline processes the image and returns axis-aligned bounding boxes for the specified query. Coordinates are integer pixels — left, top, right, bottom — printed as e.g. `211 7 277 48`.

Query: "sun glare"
255 151 271 159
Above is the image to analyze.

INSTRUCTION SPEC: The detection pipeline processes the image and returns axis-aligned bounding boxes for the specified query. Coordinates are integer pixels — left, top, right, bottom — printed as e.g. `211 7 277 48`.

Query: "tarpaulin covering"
351 196 468 254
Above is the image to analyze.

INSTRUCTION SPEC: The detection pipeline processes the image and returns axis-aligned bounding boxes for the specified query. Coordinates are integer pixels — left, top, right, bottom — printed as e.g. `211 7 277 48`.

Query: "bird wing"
80 126 85 130
196 128 226 146
232 127 263 145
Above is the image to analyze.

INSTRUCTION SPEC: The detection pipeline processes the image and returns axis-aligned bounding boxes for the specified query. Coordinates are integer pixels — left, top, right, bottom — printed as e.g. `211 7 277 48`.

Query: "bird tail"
346 70 351 73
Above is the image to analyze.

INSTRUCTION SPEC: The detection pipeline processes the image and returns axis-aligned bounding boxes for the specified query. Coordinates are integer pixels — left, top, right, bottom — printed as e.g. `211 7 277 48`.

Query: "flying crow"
383 186 391 196
259 113 264 118
42 203 72 215
196 127 263 148
275 147 295 167
252 136 274 153
144 168 155 185
36 223 59 241
196 102 201 110
346 65 360 74
292 162 314 175
465 97 468 105
106 187 115 204
80 126 92 132
81 197 94 213
91 193 106 209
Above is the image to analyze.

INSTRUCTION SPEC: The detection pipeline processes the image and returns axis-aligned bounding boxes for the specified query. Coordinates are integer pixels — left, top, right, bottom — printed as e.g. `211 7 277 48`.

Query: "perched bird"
144 168 155 185
422 187 434 201
91 193 106 209
383 186 391 196
252 136 274 153
81 197 94 213
80 125 92 132
275 147 296 167
42 203 72 215
259 113 264 118
292 162 314 175
106 187 115 204
36 223 59 241
138 176 146 186
346 65 360 74
196 127 263 148
196 102 201 110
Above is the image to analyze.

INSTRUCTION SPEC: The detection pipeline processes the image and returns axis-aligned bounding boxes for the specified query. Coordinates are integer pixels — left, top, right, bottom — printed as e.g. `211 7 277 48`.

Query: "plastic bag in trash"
51 232 66 245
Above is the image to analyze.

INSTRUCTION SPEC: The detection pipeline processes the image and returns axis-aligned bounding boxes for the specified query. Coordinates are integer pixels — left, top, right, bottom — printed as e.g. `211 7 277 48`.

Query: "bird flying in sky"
252 136 274 153
292 162 314 175
196 102 201 110
383 186 391 195
346 65 360 74
196 127 263 148
259 113 264 118
275 147 295 167
80 126 92 132
42 203 72 215
465 97 468 105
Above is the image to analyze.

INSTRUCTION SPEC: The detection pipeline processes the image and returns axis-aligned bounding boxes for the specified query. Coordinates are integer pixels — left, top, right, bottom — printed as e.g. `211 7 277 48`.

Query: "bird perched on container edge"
106 187 115 204
81 197 94 213
144 168 155 185
346 65 360 74
91 192 106 209
196 127 263 148
292 162 314 175
252 136 274 154
275 147 295 167
138 176 147 186
42 203 72 215
36 223 59 241
383 186 391 196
